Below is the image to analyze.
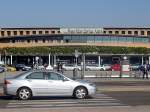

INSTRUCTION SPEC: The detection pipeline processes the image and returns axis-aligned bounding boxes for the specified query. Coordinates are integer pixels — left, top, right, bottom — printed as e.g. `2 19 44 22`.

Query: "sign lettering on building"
60 28 103 34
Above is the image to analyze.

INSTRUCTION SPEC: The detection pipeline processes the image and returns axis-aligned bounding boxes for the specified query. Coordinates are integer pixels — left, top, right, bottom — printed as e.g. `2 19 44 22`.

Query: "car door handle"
27 80 32 82
48 80 53 83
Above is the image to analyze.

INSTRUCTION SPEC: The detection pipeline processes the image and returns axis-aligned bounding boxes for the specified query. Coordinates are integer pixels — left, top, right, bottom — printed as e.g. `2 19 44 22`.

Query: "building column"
149 56 150 64
10 55 13 65
49 54 51 66
0 54 1 62
54 55 56 67
98 56 101 66
142 56 144 65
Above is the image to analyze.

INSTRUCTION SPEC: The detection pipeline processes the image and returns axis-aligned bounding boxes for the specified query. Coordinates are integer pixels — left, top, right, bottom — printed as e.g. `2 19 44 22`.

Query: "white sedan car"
86 65 106 71
3 70 96 100
62 64 81 71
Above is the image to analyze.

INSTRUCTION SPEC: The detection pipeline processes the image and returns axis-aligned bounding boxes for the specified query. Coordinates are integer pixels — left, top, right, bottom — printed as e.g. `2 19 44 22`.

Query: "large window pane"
95 36 103 42
103 36 111 42
110 36 118 42
118 37 127 42
87 36 95 42
126 37 134 42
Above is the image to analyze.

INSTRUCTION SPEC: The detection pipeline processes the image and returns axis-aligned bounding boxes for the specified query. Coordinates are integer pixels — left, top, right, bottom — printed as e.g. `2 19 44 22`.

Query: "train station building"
0 27 150 66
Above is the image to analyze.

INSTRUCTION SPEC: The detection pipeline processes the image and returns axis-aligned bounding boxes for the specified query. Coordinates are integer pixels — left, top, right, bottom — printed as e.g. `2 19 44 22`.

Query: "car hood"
74 79 92 85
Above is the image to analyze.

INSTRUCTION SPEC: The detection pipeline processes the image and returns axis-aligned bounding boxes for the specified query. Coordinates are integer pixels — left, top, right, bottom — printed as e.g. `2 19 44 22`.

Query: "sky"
0 0 150 27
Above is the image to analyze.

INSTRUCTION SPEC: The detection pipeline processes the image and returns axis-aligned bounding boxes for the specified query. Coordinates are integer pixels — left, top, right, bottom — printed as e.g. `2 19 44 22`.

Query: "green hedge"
0 46 150 55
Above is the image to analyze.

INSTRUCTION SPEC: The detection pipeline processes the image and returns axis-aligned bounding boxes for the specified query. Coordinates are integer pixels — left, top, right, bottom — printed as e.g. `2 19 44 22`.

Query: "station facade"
0 27 150 66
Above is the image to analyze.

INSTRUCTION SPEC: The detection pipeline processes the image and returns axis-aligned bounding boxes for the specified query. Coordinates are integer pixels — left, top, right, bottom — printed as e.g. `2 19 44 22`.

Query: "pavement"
0 106 150 112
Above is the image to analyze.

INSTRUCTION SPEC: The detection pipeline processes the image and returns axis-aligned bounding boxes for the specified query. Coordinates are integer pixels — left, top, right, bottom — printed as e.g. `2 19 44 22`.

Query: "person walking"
141 63 149 79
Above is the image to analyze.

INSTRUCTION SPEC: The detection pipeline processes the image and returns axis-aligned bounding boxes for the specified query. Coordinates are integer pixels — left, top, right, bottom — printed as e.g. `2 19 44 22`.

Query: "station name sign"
60 28 103 34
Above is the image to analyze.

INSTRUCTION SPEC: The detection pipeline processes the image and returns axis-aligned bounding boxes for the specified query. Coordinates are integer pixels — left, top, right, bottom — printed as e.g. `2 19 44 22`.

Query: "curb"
97 87 150 92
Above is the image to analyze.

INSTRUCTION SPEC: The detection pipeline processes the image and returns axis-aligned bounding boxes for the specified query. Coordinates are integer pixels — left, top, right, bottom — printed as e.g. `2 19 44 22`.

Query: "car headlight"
89 83 95 87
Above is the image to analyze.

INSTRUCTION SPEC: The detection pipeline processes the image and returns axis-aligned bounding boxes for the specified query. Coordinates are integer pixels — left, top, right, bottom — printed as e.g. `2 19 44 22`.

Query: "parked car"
3 70 96 100
35 65 45 70
46 65 53 70
15 64 32 71
103 64 111 71
86 64 106 71
0 67 5 73
130 63 141 71
7 66 16 72
111 64 121 71
62 64 81 71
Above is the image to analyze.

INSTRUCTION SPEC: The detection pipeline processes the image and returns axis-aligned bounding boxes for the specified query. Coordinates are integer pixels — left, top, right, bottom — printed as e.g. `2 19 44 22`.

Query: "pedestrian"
141 63 149 79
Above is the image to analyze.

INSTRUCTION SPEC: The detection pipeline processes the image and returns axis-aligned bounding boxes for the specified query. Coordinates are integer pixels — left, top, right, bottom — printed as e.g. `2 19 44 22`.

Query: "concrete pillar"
142 56 144 65
49 54 51 66
10 55 13 65
54 55 56 67
98 56 101 66
149 56 150 64
0 54 1 61
81 53 85 79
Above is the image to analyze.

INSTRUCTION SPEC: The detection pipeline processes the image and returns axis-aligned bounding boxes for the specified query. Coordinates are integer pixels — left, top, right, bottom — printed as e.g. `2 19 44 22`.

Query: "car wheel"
17 87 32 100
74 87 88 99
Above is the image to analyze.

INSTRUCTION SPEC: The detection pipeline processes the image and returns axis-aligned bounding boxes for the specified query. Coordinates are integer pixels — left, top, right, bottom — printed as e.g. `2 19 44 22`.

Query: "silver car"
3 70 96 100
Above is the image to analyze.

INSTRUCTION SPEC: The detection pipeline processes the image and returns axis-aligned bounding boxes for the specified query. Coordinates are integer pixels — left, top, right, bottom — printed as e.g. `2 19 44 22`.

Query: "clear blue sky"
0 0 150 27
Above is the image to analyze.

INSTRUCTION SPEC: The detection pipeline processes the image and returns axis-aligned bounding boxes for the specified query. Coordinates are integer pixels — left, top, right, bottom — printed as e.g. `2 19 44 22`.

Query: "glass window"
118 37 127 42
45 31 49 34
51 31 55 34
147 31 150 36
1 31 4 36
109 31 112 34
87 36 95 42
20 31 23 35
32 31 36 34
39 31 43 34
110 36 118 42
134 31 138 35
122 31 125 34
26 72 45 79
115 31 119 34
128 31 132 35
46 72 64 80
103 36 110 42
7 31 11 36
126 37 134 42
26 31 30 35
134 37 142 42
13 31 17 35
141 38 149 43
95 36 103 42
141 31 145 35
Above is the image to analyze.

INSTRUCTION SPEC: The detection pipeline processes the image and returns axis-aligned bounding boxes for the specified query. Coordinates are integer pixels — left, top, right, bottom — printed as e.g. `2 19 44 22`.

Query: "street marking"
5 93 128 108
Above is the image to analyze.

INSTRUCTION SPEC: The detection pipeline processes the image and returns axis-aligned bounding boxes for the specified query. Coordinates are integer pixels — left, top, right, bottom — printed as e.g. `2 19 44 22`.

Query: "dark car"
130 63 141 71
0 66 5 73
15 64 32 71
